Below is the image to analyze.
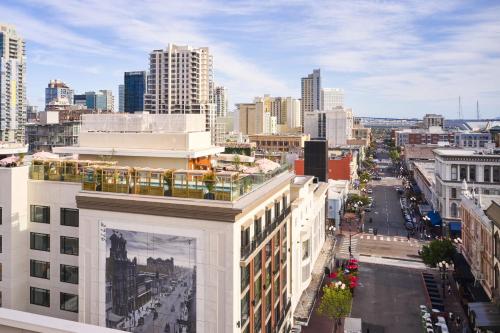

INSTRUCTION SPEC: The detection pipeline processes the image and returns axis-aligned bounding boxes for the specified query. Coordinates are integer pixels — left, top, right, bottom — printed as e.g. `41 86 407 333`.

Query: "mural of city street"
105 229 196 333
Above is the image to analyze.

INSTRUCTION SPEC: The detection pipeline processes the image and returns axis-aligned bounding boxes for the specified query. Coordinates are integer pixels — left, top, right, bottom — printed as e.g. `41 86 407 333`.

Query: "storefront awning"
449 222 461 232
468 302 500 330
427 211 442 226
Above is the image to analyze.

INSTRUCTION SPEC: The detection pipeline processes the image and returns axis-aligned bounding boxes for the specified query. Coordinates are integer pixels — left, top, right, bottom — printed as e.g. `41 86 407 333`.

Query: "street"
351 263 427 333
125 270 195 333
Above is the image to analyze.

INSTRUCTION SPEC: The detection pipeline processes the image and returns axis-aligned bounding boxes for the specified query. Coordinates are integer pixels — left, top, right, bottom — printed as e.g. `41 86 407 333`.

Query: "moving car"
367 188 373 194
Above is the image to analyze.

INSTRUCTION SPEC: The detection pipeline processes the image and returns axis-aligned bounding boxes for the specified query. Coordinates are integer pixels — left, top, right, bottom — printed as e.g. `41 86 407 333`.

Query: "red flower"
329 272 338 279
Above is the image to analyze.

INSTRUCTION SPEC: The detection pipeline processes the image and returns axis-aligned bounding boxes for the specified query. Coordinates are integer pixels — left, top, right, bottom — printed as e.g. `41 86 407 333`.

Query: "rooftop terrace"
29 158 290 202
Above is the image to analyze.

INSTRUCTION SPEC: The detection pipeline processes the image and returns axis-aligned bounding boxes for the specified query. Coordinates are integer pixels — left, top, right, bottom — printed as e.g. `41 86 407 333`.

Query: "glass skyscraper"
124 71 146 113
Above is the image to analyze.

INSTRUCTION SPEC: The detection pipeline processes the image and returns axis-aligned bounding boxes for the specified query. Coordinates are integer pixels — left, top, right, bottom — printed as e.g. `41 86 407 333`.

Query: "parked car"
367 188 373 194
364 207 372 212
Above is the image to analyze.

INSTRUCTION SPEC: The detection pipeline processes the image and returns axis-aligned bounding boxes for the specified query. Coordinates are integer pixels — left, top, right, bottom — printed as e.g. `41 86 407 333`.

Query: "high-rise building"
84 90 114 111
285 97 301 132
45 80 74 106
118 84 124 112
124 71 146 113
321 88 344 110
300 69 321 131
214 86 228 117
0 24 26 143
304 107 354 148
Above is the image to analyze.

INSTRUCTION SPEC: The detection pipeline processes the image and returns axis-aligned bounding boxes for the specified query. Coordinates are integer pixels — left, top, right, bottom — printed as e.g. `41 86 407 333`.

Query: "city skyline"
1 0 500 118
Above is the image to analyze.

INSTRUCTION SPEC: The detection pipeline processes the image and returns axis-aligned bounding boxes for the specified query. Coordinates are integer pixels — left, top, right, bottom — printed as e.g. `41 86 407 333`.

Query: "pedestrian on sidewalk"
407 233 410 241
448 285 452 295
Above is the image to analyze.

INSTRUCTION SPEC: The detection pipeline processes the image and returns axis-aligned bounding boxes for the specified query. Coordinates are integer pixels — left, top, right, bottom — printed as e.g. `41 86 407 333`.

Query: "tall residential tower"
300 69 321 131
144 44 215 142
0 24 26 143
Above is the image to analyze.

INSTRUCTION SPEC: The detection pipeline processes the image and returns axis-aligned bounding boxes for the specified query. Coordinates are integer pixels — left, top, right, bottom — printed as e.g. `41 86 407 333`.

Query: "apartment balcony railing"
277 299 292 330
240 206 291 260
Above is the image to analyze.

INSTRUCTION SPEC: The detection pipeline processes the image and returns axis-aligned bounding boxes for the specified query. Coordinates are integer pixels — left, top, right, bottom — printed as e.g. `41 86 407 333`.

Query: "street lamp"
438 261 450 299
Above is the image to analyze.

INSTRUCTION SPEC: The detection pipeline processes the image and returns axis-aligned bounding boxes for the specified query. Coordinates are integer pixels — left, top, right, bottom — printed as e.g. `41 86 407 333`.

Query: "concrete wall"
0 166 29 311
78 132 212 151
26 181 81 321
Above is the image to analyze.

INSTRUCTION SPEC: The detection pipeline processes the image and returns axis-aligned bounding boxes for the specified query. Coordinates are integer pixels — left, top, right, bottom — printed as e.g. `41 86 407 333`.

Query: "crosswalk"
356 234 421 246
337 237 359 258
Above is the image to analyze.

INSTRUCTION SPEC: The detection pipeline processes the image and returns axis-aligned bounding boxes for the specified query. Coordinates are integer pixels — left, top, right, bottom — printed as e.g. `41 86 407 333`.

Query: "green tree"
421 239 456 267
389 149 400 161
317 285 352 332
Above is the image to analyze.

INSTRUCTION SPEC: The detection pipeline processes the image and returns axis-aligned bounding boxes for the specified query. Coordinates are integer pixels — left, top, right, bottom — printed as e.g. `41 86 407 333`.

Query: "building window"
485 166 491 182
0 207 2 225
241 291 249 325
450 203 458 218
30 287 50 307
451 188 457 199
60 264 78 284
459 165 467 181
254 217 262 239
30 205 50 224
254 250 262 274
30 260 50 279
469 165 476 182
241 264 250 292
60 236 79 256
494 166 500 183
60 293 78 313
0 236 2 253
451 165 457 180
302 239 310 260
60 208 79 227
255 275 262 304
241 227 250 249
265 208 272 226
30 232 50 252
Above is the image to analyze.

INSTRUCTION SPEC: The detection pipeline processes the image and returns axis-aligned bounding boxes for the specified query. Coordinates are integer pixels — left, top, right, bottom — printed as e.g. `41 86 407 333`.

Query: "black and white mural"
105 229 196 333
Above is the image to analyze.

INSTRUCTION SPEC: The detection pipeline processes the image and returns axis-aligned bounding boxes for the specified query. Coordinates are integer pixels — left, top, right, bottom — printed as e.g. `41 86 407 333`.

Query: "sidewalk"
444 272 470 333
294 236 337 325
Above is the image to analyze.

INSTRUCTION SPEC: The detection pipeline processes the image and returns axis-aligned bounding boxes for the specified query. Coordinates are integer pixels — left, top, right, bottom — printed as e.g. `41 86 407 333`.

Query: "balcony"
240 206 291 260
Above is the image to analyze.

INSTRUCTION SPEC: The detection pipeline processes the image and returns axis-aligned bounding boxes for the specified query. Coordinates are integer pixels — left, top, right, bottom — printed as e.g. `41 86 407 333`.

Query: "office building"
238 96 301 135
394 127 455 147
124 71 146 113
461 191 499 300
45 80 74 106
237 96 277 135
118 84 124 113
73 94 86 107
321 88 344 110
285 97 301 132
433 149 500 228
300 69 321 130
214 86 228 117
84 90 114 111
304 107 354 148
248 133 310 153
0 113 328 333
454 132 492 149
423 114 444 129
303 139 328 182
0 24 26 143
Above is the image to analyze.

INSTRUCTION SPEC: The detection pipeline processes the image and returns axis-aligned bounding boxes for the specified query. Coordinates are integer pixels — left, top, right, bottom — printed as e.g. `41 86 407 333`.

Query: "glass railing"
29 159 291 203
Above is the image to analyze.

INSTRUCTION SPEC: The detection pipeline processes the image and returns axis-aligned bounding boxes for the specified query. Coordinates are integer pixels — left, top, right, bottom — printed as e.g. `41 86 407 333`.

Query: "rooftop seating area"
29 158 290 202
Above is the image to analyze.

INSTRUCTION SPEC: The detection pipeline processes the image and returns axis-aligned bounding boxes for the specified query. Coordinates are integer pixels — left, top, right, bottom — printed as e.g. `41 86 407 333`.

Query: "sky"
1 0 500 119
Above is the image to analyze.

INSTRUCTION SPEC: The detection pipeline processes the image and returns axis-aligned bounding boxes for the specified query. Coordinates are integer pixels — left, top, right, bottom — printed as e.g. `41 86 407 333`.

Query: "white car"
367 189 373 194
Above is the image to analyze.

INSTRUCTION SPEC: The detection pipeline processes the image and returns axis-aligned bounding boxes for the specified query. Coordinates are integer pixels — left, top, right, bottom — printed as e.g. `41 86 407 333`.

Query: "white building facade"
321 88 344 110
433 149 500 224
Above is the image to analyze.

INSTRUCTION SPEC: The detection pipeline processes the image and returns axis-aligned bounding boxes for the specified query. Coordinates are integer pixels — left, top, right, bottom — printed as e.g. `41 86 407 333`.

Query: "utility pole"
458 96 463 119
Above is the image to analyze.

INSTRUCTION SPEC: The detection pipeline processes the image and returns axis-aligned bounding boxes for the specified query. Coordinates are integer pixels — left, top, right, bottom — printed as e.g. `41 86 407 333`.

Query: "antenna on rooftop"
476 100 480 120
458 96 463 119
